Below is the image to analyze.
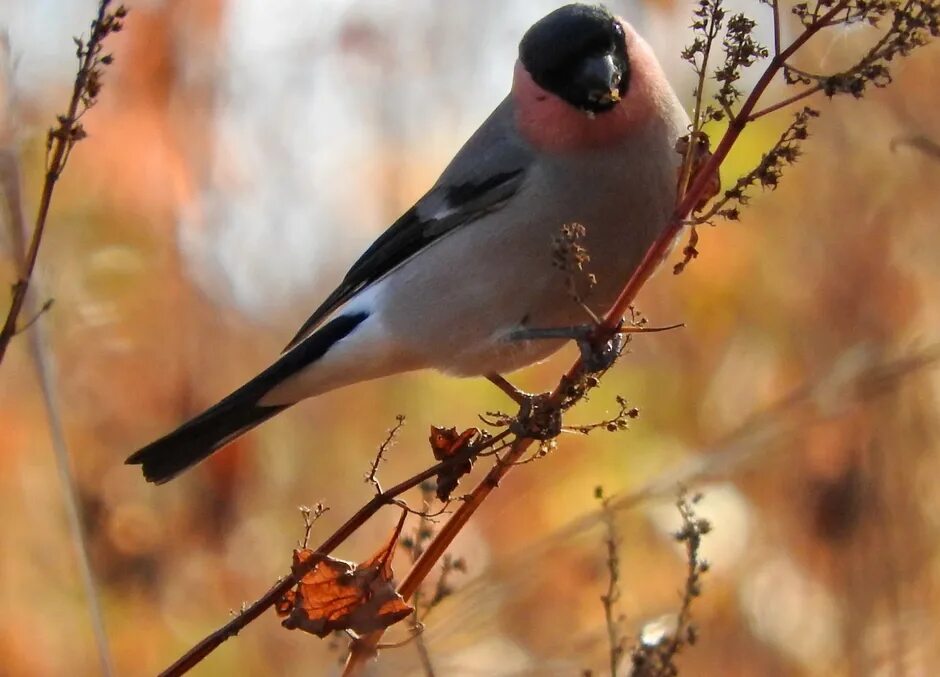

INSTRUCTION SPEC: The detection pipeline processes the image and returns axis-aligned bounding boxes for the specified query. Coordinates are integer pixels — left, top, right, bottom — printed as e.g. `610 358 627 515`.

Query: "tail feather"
126 312 369 484
126 398 286 484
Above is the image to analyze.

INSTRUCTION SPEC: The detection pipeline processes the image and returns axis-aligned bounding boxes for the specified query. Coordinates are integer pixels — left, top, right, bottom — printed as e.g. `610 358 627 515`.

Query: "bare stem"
159 426 513 676
599 492 624 677
746 83 823 121
158 459 451 677
367 415 406 494
0 0 124 365
678 3 723 199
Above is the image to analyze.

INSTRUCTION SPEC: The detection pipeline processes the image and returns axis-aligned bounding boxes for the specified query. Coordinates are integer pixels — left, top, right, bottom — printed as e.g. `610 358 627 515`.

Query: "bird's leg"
507 324 625 374
487 373 530 404
486 373 561 440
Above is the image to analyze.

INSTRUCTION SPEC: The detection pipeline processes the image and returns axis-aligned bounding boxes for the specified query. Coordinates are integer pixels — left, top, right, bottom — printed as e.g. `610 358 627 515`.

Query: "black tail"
126 397 286 484
126 312 369 484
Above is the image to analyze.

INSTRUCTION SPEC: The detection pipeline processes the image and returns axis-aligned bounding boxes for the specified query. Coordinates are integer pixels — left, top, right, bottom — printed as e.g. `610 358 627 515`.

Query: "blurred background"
1 0 939 675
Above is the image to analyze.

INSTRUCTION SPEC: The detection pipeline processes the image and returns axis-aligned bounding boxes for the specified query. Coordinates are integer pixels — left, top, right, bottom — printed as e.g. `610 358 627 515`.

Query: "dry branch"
150 0 940 673
0 0 125 365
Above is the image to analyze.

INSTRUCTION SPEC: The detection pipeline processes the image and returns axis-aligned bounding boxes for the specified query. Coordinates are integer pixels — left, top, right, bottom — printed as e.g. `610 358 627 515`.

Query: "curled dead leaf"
277 512 413 638
429 426 479 501
274 588 296 617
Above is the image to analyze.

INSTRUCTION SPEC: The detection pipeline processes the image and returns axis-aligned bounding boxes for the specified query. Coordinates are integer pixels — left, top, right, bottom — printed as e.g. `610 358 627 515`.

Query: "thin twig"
411 622 437 677
405 482 444 677
158 459 451 677
367 415 406 494
0 1 125 365
597 488 625 677
677 0 723 199
159 424 514 676
746 83 823 121
0 148 115 675
618 322 685 335
13 298 54 335
376 623 426 651
299 503 329 549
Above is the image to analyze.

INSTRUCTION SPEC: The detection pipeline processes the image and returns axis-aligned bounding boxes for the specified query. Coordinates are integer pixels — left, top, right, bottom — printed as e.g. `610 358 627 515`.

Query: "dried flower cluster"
678 0 939 249
789 0 939 95
699 106 820 223
553 222 598 314
52 2 127 174
0 0 126 364
596 486 627 677
714 14 769 116
569 395 641 435
630 492 711 677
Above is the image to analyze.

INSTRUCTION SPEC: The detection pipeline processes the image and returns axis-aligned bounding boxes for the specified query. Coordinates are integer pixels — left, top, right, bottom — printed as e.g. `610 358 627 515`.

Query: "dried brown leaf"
279 512 413 637
429 426 479 501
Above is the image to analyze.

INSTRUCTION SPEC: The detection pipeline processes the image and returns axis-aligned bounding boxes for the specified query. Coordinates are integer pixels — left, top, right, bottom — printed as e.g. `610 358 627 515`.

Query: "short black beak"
577 54 623 107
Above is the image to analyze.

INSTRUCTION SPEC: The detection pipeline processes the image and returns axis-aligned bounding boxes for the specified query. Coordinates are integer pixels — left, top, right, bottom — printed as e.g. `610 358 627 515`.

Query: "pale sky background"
0 0 739 318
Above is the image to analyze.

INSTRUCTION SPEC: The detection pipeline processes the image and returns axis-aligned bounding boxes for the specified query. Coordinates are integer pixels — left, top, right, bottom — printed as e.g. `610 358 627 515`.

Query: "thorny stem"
342 4 852 674
0 1 121 365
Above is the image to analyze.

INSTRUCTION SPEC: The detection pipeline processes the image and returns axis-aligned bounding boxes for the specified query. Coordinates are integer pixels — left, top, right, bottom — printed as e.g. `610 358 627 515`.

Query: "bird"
127 3 690 484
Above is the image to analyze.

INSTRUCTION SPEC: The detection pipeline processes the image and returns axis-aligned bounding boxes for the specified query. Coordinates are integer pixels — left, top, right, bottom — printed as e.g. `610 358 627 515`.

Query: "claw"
487 374 562 440
510 392 562 440
578 329 625 374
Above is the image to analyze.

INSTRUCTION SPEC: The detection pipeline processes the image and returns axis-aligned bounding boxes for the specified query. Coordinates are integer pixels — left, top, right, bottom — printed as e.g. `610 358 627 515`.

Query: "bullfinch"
127 3 690 483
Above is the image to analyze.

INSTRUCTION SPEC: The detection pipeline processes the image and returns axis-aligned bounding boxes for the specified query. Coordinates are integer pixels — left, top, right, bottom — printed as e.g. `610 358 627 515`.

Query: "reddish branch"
156 471 438 675
157 428 510 677
340 2 852 673
157 0 918 673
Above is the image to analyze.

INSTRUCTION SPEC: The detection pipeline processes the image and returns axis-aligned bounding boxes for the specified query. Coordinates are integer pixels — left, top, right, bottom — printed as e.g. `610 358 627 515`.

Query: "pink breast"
512 20 667 153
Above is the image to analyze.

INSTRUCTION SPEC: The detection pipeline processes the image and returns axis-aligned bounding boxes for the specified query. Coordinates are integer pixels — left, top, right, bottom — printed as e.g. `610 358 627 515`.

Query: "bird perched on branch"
128 3 690 483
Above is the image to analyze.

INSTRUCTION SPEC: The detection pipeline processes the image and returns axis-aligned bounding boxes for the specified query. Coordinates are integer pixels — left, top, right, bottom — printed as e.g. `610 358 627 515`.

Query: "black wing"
284 99 530 351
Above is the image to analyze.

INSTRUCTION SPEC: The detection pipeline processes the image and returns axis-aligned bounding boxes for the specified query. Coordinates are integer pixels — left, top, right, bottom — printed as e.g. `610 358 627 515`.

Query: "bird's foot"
512 392 562 440
508 324 625 374
486 374 562 440
580 328 625 374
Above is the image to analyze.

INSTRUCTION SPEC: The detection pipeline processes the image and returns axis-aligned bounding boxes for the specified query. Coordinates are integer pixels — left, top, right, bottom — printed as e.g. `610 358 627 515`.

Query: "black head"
519 4 630 115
